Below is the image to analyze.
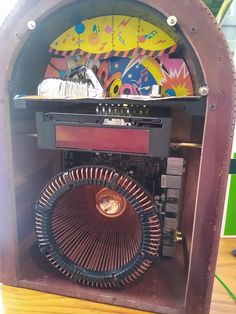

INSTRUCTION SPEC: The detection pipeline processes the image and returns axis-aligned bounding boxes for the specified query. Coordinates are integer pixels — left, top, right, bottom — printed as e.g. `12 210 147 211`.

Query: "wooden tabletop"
210 239 236 314
0 239 235 314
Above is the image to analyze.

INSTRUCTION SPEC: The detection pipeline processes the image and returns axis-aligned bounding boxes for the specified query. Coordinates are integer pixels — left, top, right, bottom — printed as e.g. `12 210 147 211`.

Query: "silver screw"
190 26 197 34
167 16 177 27
209 104 217 111
199 86 209 96
27 20 36 30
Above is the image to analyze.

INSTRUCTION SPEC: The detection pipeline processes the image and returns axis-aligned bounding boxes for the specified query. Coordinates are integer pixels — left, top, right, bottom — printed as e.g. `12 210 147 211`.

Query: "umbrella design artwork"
50 15 178 58
46 15 193 96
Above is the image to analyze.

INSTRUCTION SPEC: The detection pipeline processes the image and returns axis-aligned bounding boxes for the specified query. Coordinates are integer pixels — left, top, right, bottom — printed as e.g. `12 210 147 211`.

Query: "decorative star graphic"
114 63 119 69
128 73 133 79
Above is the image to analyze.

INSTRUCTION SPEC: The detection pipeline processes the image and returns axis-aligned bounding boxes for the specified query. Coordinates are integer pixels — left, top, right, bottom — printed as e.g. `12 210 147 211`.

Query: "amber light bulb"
96 188 127 218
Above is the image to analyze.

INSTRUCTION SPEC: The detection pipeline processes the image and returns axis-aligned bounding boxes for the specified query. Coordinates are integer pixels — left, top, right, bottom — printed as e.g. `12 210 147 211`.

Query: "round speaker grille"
35 166 161 288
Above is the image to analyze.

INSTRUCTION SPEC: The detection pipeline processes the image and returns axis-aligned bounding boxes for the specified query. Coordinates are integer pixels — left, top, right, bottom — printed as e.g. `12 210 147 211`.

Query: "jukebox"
0 1 235 314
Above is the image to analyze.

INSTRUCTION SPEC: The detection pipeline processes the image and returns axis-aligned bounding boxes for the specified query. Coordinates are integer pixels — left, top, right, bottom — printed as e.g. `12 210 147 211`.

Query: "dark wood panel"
18 243 186 314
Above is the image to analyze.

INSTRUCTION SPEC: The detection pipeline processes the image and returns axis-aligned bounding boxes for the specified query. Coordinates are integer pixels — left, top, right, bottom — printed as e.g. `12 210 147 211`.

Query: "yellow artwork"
50 15 177 55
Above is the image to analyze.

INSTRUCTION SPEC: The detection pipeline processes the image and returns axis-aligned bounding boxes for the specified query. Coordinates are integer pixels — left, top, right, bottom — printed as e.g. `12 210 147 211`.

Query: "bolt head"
167 15 177 27
190 26 197 34
27 20 36 30
199 86 209 96
209 104 217 111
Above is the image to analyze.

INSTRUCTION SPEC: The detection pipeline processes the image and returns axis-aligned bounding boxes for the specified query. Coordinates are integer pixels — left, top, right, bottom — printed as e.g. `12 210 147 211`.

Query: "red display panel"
55 125 149 154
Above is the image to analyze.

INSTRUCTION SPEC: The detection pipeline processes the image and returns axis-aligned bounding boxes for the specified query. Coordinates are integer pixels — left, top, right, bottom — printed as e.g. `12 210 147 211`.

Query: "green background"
203 0 224 16
224 153 236 235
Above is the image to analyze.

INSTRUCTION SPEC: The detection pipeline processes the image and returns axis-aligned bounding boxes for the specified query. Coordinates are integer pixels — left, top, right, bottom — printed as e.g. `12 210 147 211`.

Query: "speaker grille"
35 166 161 288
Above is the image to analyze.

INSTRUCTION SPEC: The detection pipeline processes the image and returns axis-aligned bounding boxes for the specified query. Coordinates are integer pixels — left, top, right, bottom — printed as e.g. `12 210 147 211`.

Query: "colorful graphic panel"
45 54 194 97
50 15 178 58
46 15 193 97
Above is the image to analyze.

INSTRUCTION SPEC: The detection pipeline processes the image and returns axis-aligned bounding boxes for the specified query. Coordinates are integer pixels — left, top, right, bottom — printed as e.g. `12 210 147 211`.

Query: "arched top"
50 15 177 56
46 13 193 97
0 0 234 107
0 2 235 314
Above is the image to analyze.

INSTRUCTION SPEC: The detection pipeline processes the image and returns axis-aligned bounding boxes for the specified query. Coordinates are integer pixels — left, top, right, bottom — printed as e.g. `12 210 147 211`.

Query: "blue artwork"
97 56 157 96
75 23 86 35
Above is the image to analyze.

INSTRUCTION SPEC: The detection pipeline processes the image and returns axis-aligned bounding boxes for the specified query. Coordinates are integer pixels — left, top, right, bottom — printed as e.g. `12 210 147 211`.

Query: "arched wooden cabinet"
0 1 235 314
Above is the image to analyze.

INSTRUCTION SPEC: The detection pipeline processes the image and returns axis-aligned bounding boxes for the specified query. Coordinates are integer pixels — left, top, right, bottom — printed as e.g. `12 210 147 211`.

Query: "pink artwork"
158 55 194 96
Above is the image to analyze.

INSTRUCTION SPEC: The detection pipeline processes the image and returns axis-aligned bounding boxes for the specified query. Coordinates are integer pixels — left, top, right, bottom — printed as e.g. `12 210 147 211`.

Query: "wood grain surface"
210 239 236 314
0 239 235 314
